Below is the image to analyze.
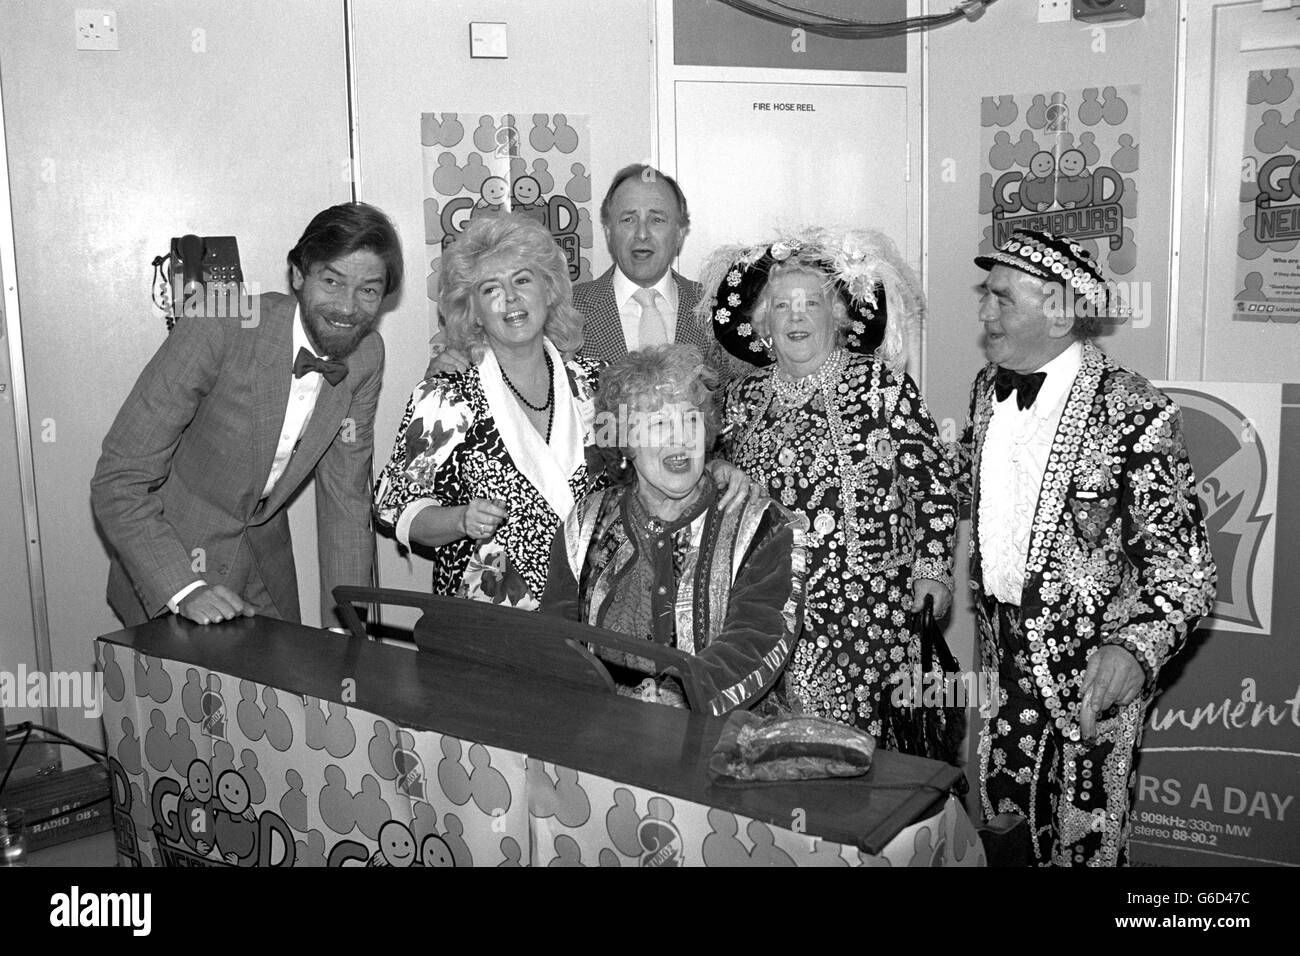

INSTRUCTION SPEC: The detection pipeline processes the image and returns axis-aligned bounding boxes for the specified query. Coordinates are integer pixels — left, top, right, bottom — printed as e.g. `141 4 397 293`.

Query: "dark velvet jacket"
541 481 808 716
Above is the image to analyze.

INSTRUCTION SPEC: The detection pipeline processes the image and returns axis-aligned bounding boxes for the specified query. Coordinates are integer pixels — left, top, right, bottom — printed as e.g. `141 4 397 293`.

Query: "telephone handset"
163 234 244 329
176 234 206 302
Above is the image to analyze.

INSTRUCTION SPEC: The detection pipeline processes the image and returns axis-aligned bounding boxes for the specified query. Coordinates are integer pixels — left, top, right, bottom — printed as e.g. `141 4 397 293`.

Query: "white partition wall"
0 0 352 756
654 0 924 382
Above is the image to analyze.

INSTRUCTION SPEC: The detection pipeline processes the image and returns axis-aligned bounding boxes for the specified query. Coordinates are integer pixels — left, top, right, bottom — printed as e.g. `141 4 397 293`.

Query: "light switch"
469 22 507 59
1036 0 1070 23
75 9 119 51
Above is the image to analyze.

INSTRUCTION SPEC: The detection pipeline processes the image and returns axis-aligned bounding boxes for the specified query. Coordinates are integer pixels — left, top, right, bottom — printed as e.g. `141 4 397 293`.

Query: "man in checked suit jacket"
952 228 1215 866
92 203 403 629
571 163 714 365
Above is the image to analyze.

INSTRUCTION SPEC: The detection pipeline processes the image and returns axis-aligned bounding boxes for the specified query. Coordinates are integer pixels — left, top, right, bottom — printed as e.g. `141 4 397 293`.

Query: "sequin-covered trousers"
978 599 1147 867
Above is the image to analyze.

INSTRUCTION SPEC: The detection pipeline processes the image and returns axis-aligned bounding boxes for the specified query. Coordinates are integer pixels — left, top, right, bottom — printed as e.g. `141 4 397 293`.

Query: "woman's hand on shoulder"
425 345 471 379
706 459 759 513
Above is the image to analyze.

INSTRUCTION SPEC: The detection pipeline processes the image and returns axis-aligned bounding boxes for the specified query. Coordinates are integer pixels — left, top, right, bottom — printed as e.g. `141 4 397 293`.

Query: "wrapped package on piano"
708 711 876 783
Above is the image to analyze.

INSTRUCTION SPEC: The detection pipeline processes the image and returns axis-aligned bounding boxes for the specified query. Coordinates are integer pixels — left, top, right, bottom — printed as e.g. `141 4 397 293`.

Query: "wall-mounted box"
1073 0 1144 23
469 22 507 59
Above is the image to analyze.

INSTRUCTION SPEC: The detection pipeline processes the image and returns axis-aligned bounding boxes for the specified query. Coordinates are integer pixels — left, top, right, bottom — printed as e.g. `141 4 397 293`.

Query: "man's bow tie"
993 366 1046 411
293 347 348 386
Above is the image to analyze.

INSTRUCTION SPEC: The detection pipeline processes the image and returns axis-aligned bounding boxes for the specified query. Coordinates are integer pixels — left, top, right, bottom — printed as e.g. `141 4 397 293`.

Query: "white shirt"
978 341 1083 605
612 267 678 351
261 307 326 499
170 306 325 612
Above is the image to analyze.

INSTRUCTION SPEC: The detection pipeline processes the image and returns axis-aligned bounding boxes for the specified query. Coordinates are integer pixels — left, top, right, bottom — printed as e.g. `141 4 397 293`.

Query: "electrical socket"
1038 0 1072 23
75 9 118 51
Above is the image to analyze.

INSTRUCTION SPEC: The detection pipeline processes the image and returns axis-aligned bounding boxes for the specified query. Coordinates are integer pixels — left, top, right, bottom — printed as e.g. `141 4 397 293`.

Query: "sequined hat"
694 226 923 373
974 228 1109 313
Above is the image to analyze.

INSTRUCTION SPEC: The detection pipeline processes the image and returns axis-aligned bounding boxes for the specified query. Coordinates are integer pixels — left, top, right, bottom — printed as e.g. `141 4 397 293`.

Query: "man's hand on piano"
178 584 256 626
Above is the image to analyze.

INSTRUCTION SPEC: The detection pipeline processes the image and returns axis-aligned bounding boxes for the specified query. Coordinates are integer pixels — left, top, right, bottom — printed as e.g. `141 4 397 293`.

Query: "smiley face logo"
216 770 249 815
1058 149 1087 178
186 759 213 802
1029 150 1055 179
377 820 417 867
420 833 455 867
512 175 541 206
480 175 509 206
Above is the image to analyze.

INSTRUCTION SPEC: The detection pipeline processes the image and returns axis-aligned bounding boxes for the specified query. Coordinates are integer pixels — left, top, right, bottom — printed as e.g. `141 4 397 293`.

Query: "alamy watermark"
1044 280 1152 329
50 886 151 936
888 667 998 713
0 666 104 719
169 281 261 328
589 401 707 456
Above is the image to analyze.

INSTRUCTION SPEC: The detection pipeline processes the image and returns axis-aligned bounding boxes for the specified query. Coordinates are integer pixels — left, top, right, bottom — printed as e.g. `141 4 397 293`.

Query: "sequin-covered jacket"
951 341 1216 741
723 354 958 592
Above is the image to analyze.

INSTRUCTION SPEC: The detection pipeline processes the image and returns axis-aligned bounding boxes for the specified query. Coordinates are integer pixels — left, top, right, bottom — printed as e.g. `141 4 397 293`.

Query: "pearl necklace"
770 348 848 410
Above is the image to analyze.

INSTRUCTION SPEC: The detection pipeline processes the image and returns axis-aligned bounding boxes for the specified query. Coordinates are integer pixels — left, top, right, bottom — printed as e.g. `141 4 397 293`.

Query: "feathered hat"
693 226 924 375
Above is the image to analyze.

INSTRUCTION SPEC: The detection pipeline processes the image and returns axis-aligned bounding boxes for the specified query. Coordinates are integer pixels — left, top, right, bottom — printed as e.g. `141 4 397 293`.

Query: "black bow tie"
993 366 1046 411
293 347 348 386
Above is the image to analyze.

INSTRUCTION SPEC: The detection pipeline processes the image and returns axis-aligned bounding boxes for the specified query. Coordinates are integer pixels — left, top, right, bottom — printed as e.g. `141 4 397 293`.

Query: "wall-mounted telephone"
157 235 244 330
